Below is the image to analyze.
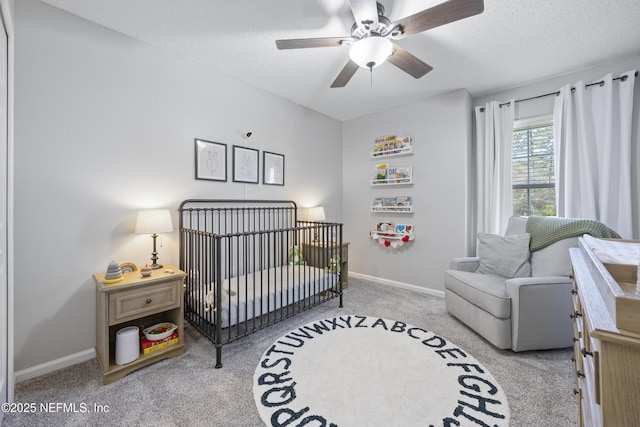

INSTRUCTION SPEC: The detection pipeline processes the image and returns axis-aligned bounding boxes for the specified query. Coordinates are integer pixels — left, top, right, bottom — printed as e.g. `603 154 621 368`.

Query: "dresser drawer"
108 279 181 325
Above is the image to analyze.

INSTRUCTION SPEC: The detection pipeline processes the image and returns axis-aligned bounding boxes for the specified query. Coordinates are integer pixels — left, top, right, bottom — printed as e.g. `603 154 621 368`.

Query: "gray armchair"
444 216 579 351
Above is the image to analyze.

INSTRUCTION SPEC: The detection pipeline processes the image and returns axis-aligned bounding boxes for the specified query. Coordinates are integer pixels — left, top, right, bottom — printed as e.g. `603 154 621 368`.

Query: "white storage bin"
115 326 140 365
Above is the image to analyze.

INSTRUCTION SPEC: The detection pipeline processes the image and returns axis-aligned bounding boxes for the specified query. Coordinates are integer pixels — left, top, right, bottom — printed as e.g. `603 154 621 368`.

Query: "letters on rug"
253 315 510 426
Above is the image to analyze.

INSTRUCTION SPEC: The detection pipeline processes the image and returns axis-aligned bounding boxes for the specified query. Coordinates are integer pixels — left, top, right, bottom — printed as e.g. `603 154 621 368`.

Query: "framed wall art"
195 139 227 182
263 151 285 186
232 145 259 184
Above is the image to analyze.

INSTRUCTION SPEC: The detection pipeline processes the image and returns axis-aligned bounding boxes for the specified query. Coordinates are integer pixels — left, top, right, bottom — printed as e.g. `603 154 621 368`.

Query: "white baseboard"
350 272 445 298
15 348 96 383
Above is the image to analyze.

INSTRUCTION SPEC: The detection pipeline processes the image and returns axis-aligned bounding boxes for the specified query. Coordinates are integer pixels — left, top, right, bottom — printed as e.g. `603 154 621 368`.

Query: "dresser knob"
146 298 152 304
571 289 577 295
577 370 585 378
581 347 593 357
570 312 582 319
573 388 579 396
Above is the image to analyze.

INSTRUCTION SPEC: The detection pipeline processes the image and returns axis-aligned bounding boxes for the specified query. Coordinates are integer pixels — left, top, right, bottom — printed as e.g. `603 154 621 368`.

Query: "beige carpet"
4 277 576 426
254 315 509 426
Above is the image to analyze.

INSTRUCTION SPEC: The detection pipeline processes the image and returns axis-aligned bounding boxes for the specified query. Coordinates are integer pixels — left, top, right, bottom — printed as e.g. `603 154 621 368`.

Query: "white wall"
342 89 472 293
13 0 343 374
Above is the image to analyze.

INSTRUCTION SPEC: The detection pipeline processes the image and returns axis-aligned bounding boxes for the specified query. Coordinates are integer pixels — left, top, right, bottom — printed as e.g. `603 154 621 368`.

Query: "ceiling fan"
276 0 484 88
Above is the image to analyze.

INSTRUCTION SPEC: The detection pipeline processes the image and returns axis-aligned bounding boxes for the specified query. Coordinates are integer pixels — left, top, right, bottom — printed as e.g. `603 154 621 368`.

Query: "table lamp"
135 209 173 269
307 206 326 242
307 206 326 222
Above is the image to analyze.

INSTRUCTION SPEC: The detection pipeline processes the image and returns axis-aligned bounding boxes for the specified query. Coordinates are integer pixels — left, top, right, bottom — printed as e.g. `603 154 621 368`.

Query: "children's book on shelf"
394 166 411 183
386 166 397 181
372 196 412 211
374 163 387 182
373 135 397 156
383 197 398 207
396 196 412 210
395 136 412 152
141 331 179 355
373 165 411 183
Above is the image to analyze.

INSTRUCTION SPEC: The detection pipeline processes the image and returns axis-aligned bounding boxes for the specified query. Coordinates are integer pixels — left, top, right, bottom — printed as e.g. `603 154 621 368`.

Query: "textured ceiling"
40 0 640 121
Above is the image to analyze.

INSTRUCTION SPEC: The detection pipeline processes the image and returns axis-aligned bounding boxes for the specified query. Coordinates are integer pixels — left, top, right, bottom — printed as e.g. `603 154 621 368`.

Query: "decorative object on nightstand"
135 209 173 269
307 206 326 241
140 265 153 277
103 261 123 284
119 262 137 274
93 265 186 384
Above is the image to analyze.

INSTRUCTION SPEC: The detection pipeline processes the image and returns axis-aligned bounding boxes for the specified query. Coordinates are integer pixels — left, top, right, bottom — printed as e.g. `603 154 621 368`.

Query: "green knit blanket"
525 216 621 252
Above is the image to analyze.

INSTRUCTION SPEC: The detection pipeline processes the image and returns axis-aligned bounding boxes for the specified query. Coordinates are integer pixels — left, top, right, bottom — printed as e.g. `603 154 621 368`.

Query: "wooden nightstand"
301 242 349 288
93 265 186 384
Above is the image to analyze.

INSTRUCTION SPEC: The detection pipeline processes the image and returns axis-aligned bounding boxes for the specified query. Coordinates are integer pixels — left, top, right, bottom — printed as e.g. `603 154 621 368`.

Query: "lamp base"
148 234 164 270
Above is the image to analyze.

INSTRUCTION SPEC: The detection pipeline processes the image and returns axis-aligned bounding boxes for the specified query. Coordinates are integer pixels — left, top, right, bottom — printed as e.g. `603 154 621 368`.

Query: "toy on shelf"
103 261 124 284
370 223 415 248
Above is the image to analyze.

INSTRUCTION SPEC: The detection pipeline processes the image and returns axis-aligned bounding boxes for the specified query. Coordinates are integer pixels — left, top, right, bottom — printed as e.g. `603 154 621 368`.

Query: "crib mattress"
189 265 339 328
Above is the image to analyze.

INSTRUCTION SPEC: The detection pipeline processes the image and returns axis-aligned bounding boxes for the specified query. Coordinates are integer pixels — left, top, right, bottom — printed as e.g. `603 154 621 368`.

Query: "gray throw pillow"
477 233 532 278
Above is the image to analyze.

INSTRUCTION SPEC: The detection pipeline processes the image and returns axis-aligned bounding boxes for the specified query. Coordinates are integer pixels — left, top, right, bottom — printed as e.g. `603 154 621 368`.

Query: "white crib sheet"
191 265 339 328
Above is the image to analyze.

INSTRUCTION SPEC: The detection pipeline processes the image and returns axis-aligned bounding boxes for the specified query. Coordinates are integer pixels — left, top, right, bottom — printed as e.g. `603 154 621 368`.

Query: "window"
512 117 555 216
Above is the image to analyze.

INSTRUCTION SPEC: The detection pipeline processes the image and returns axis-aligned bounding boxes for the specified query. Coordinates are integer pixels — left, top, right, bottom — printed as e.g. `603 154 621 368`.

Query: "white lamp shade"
349 36 393 69
135 209 174 234
307 206 326 222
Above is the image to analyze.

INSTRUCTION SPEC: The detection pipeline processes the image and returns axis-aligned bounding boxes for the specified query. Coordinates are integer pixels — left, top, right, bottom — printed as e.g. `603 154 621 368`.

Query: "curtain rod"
478 71 638 111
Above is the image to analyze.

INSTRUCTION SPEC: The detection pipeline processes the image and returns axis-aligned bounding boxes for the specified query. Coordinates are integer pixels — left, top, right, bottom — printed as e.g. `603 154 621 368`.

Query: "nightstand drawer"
108 280 181 325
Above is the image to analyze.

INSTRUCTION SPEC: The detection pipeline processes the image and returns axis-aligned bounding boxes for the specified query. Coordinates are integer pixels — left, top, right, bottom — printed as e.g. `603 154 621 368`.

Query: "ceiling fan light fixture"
349 36 393 69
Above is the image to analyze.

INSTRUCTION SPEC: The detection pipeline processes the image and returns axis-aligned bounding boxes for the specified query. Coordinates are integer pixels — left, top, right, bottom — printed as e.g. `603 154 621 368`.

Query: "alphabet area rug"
253 315 510 427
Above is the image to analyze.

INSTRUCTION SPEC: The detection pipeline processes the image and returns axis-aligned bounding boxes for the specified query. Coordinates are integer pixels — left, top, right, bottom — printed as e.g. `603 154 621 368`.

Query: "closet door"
0 2 8 415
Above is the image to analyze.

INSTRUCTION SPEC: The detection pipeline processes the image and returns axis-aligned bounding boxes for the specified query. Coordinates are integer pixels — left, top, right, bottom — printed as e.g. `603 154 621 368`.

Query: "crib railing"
178 199 344 368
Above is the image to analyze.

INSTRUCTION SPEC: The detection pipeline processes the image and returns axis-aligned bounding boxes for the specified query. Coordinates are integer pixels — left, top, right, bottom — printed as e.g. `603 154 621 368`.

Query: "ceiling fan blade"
390 0 484 39
388 44 433 79
276 37 351 50
330 60 360 88
349 0 379 28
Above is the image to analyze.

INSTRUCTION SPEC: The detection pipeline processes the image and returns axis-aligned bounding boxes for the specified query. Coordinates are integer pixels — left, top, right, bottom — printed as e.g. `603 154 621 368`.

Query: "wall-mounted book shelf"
370 223 415 248
370 136 415 249
371 206 414 213
370 147 413 158
371 178 413 186
370 230 415 241
371 196 413 213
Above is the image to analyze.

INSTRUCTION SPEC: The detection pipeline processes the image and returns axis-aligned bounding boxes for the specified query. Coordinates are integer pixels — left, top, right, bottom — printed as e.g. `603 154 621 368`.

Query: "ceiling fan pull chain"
369 63 374 88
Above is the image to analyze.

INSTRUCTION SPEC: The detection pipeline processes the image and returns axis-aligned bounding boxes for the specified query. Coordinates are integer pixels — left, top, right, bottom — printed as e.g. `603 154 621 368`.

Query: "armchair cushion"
531 237 579 277
444 270 510 319
476 232 532 278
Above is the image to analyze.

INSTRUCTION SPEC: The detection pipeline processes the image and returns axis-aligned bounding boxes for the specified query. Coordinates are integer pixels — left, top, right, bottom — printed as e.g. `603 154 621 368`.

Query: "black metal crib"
178 199 344 368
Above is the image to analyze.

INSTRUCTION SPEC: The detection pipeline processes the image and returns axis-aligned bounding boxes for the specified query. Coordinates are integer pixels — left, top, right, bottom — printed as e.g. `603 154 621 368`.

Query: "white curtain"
553 70 636 238
473 100 515 238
